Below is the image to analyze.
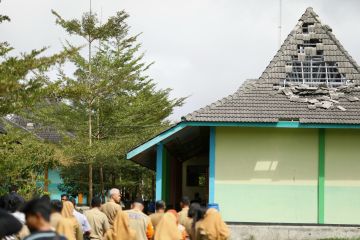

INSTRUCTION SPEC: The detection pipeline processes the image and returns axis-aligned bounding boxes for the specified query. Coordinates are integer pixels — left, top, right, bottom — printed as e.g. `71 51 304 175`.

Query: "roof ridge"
259 7 319 80
325 30 360 73
305 8 360 73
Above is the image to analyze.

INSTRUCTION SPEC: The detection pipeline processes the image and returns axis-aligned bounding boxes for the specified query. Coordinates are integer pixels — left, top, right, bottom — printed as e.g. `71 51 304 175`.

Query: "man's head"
22 198 51 232
8 185 18 193
132 198 144 211
60 194 69 202
91 197 102 208
50 200 63 213
40 195 50 203
109 188 121 204
180 196 190 208
6 193 25 213
155 200 166 213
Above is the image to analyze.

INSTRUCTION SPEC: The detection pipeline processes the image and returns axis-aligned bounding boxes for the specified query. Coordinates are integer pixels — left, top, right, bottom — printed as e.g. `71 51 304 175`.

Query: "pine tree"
50 9 185 203
0 12 74 116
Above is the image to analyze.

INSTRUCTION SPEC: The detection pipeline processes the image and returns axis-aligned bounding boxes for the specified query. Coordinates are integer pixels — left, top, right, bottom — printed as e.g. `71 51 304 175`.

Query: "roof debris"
183 7 360 124
273 83 360 110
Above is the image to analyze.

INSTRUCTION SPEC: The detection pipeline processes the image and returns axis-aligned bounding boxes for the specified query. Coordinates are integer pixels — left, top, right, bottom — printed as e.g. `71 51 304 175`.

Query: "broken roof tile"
183 7 360 124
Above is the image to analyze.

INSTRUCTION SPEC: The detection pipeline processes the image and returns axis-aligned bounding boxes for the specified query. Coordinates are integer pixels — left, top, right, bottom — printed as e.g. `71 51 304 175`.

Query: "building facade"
127 8 360 225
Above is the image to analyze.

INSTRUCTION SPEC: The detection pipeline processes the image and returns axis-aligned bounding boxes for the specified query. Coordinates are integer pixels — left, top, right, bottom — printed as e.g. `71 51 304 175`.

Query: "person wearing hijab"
187 203 205 240
105 211 136 240
69 197 91 236
195 208 230 240
154 210 185 240
3 193 30 239
0 209 22 239
58 201 83 240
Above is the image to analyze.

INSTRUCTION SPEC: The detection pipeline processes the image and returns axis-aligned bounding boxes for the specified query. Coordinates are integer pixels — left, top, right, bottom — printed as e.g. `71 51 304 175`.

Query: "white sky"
1 0 360 121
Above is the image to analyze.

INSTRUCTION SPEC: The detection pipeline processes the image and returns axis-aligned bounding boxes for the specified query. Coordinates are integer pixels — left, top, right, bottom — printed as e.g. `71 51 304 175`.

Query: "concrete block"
228 224 360 240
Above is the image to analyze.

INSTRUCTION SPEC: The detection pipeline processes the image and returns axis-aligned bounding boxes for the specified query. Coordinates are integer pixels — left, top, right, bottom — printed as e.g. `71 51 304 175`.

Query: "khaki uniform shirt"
50 212 63 230
178 207 189 226
125 209 154 240
149 212 164 230
84 208 110 240
100 202 122 227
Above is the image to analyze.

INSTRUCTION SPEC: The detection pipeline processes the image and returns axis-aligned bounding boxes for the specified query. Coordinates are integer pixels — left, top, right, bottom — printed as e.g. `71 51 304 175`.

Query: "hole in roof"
309 39 321 44
316 50 323 56
284 35 346 87
302 23 314 33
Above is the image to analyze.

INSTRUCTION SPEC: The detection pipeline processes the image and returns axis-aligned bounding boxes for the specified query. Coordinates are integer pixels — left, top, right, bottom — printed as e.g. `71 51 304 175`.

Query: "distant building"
2 114 68 201
127 7 360 224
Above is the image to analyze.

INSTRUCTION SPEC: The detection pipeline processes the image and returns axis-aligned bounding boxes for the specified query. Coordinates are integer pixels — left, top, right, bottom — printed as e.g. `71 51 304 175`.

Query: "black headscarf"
0 209 22 238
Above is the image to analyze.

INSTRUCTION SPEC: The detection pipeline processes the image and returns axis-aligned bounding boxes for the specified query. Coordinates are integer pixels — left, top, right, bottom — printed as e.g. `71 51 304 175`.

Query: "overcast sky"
1 0 360 121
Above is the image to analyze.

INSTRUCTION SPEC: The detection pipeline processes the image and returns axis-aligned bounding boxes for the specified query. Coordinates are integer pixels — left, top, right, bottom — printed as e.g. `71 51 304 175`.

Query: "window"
285 58 345 86
186 165 207 187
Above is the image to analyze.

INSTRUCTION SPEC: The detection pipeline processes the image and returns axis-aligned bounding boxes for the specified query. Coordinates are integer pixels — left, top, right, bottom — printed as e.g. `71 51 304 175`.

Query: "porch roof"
126 121 360 166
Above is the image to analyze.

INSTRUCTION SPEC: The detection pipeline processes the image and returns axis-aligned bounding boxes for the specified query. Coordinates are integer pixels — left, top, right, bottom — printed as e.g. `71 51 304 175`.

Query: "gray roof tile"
184 8 360 124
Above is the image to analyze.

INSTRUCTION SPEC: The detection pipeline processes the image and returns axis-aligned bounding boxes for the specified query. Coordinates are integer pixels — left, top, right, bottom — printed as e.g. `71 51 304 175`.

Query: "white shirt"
73 209 92 233
12 211 26 224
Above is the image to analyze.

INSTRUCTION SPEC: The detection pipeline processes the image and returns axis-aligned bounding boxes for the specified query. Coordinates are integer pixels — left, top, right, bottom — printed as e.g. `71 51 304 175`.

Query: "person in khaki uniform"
186 203 205 240
125 198 154 240
104 211 136 240
149 200 166 231
101 188 122 227
178 196 190 227
154 211 184 240
195 208 230 240
84 197 110 240
50 200 64 229
60 201 83 240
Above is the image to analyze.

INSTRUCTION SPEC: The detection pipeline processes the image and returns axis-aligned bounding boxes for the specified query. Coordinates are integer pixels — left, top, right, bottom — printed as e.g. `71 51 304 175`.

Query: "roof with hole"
183 7 360 124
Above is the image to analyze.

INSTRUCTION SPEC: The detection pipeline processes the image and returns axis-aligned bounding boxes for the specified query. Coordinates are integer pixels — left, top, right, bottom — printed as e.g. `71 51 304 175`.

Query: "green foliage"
52 10 129 43
0 8 74 199
0 11 76 116
40 9 185 201
0 123 63 199
0 7 185 202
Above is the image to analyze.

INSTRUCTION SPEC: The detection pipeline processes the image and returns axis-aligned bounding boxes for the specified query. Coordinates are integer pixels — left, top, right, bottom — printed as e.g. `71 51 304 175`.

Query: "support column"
209 127 216 203
318 129 325 224
156 143 163 201
162 147 169 202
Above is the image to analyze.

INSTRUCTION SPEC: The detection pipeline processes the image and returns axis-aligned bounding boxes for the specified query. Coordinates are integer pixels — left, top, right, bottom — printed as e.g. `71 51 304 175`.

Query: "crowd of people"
0 188 230 240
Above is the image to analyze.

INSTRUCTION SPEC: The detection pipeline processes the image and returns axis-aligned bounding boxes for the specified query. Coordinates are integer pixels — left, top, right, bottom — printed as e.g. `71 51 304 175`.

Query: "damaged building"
126 7 360 227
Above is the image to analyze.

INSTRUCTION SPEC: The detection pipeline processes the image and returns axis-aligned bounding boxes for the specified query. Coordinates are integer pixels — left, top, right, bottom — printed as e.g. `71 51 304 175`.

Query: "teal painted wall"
48 169 65 200
215 127 318 223
324 129 360 224
48 169 87 204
